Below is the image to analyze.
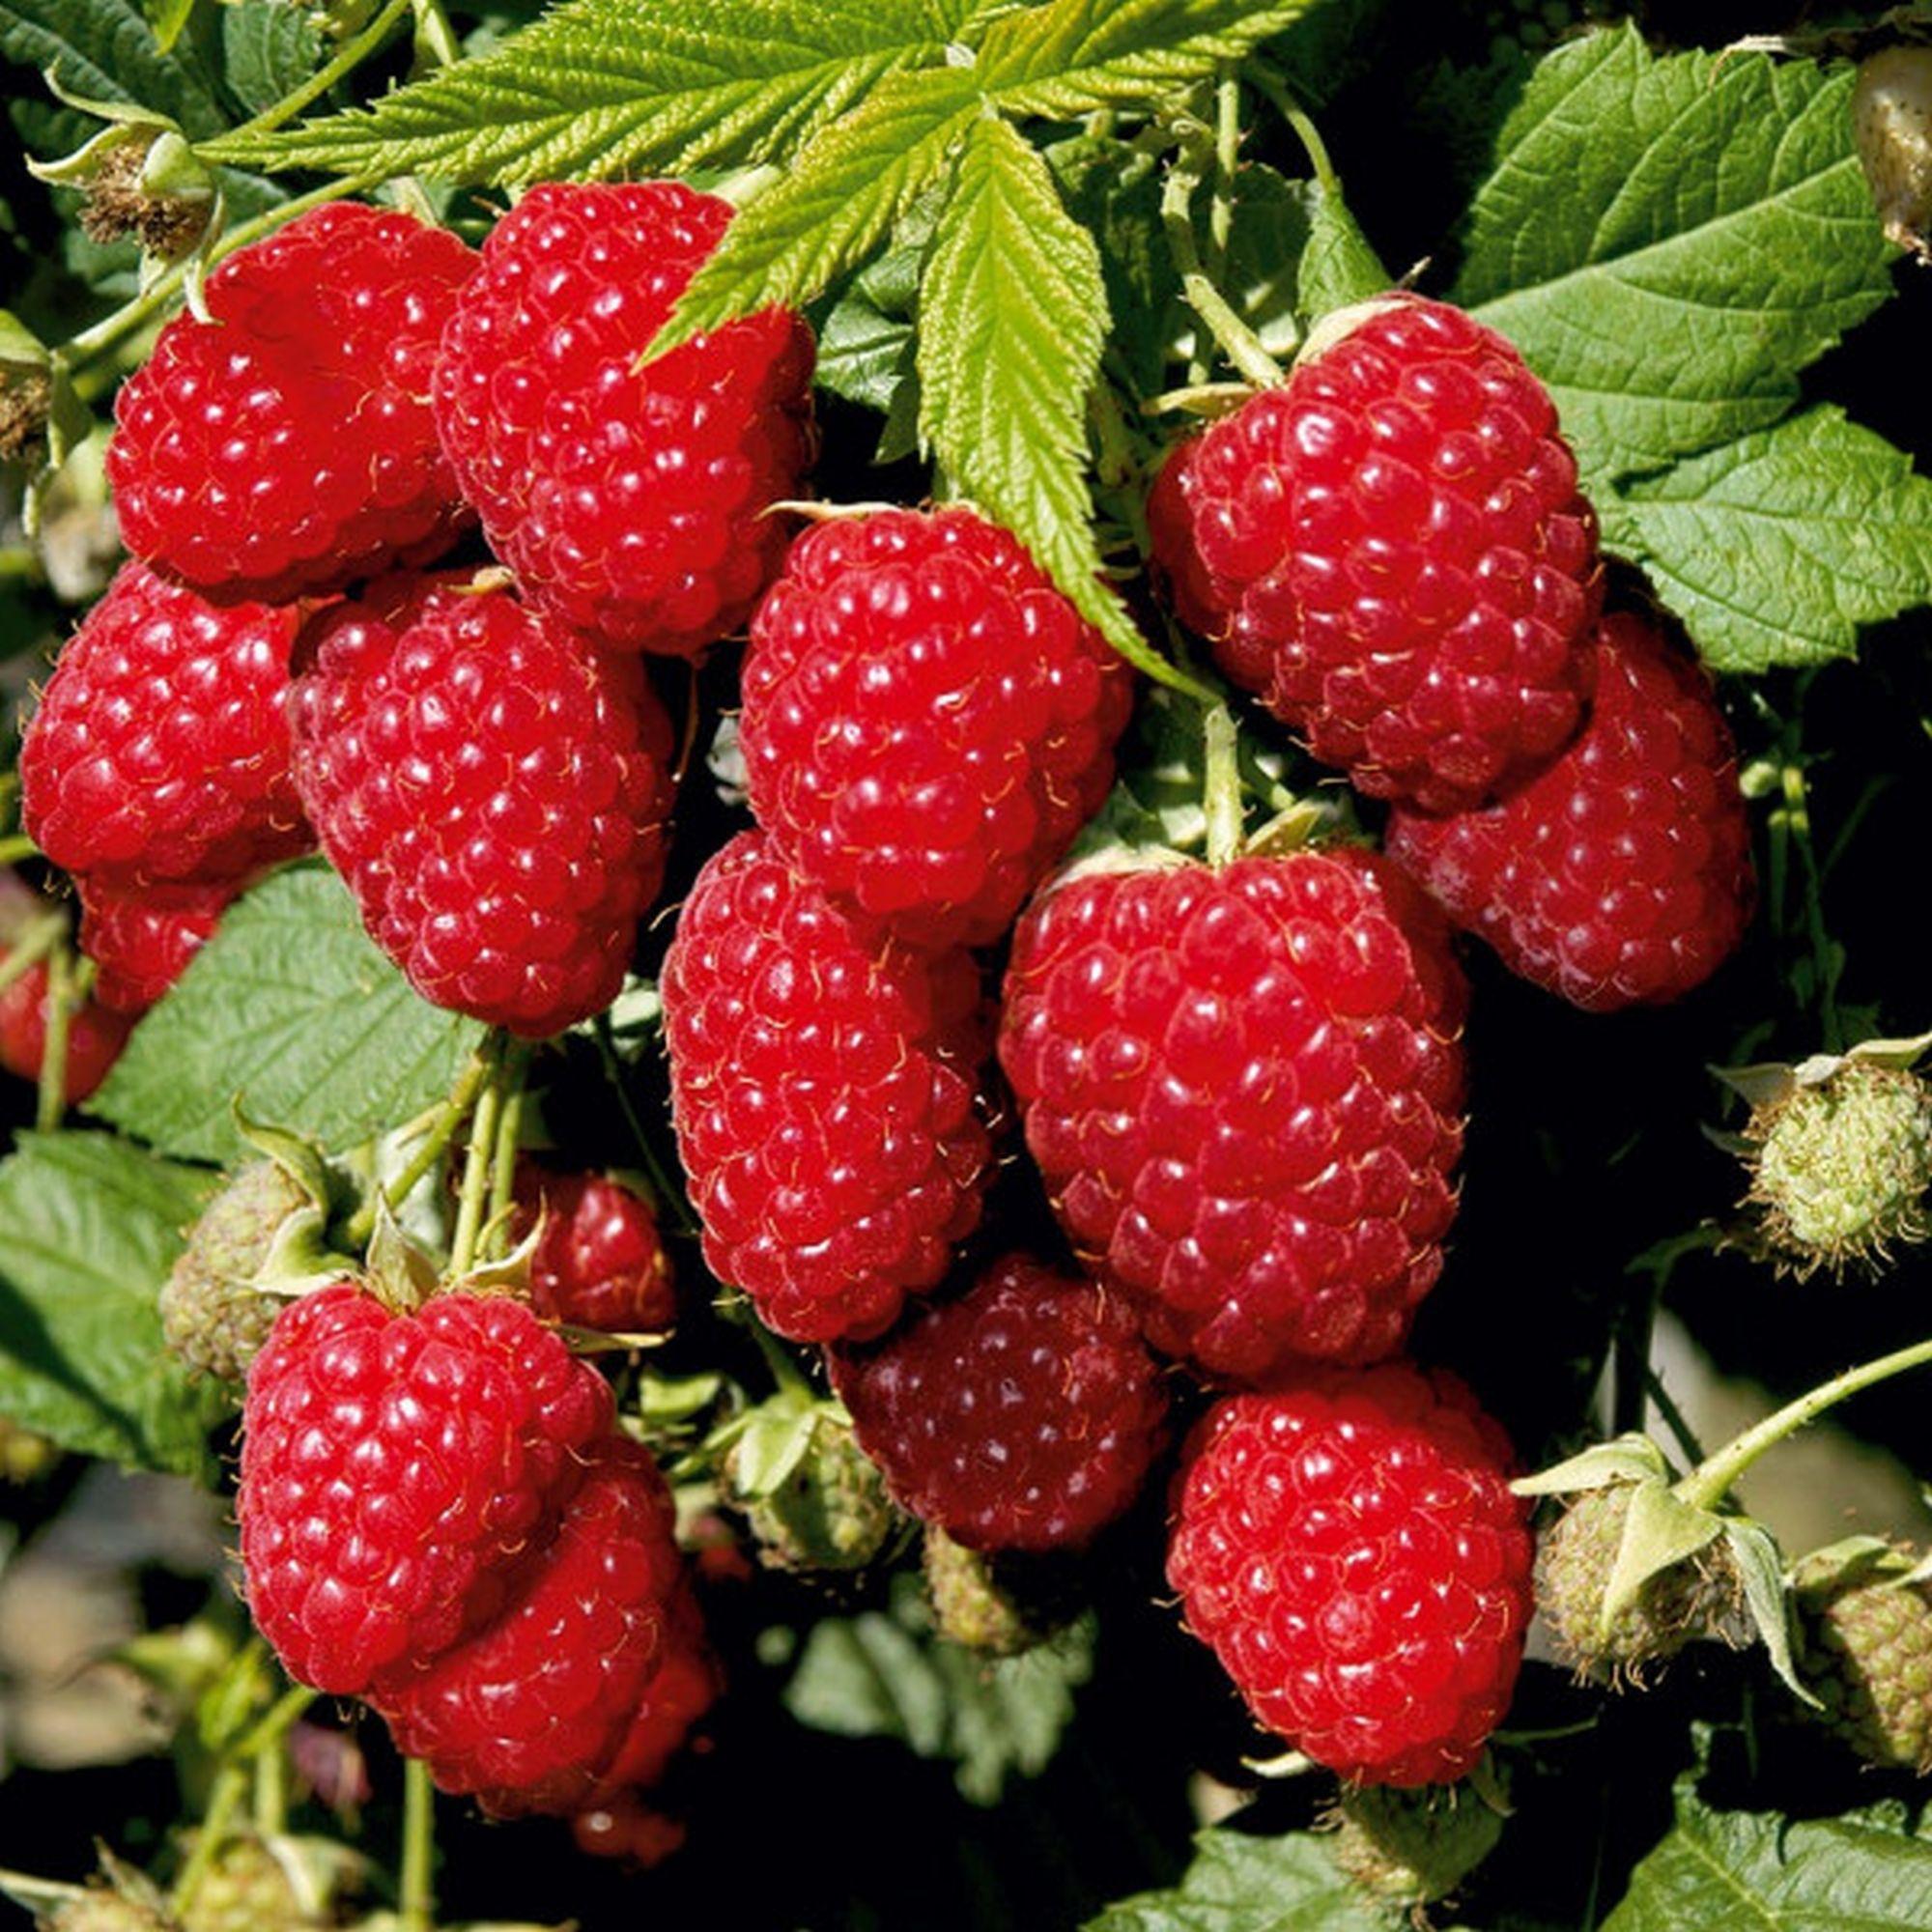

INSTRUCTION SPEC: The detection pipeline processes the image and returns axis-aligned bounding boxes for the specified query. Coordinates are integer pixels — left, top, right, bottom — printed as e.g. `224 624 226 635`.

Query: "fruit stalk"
343 1050 492 1247
167 1760 245 1918
1159 128 1281 390
447 1033 510 1275
399 1755 437 1932
34 945 75 1131
221 0 412 145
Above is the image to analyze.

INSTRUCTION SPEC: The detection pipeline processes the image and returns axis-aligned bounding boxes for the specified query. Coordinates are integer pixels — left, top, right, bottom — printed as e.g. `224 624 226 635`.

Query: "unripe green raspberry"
1747 1061 1932 1280
160 1162 309 1382
731 1419 895 1574
1 1412 61 1483
1535 1483 1739 1684
1793 1543 1932 1775
1326 1782 1504 1912
923 1528 1056 1658
177 1838 314 1932
42 1895 178 1932
1855 45 1932 258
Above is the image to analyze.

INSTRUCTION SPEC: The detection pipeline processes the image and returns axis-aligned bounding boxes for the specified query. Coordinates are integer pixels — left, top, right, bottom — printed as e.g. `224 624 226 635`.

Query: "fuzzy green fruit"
1747 1061 1932 1280
729 1420 895 1575
923 1529 1060 1658
43 1896 177 1932
1855 45 1932 258
1326 1782 1504 1912
159 1162 310 1382
1793 1543 1932 1775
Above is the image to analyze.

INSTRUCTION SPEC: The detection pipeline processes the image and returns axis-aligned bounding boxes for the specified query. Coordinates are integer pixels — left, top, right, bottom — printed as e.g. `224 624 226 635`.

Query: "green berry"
1326 1782 1504 1913
923 1528 1068 1658
731 1419 895 1574
1535 1483 1738 1683
1855 45 1932 258
160 1161 309 1382
1 1412 61 1483
1794 1543 1932 1775
43 1895 178 1932
1747 1061 1932 1280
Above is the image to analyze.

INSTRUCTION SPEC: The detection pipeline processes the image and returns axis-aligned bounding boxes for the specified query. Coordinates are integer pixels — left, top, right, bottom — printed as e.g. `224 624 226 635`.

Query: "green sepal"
1724 1516 1815 1705
1511 1432 1673 1497
715 1385 846 1498
1600 1479 1725 1634
0 311 49 374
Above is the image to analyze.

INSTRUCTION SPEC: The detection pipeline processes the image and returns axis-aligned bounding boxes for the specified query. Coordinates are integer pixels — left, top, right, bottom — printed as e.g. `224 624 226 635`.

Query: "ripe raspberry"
579 1589 722 1799
289 573 678 1037
1386 612 1754 1011
107 202 476 602
829 1253 1168 1551
160 1159 310 1382
434 181 814 656
661 830 992 1343
0 956 135 1101
1533 1481 1741 1683
511 1161 675 1332
1146 437 1273 697
1150 296 1601 812
1743 1058 1932 1280
999 845 1466 1382
1793 1542 1932 1774
1166 1362 1533 1786
740 507 1134 950
20 563 310 888
238 1282 614 1695
371 1437 686 1818
77 875 233 1014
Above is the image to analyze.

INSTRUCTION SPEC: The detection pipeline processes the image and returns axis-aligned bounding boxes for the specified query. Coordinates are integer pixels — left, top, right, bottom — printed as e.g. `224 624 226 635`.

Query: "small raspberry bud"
511 1162 676 1333
1744 1057 1932 1280
175 1836 313 1932
1855 46 1932 257
1793 1540 1932 1774
160 1160 312 1382
0 362 50 464
1325 1782 1505 1914
725 1410 896 1574
77 137 212 260
922 1527 1067 1658
0 1414 61 1484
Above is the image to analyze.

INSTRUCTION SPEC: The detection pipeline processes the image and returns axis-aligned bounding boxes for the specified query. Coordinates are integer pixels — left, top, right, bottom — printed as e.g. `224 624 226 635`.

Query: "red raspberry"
20 563 311 888
108 203 476 602
289 573 678 1037
1386 612 1755 1011
998 846 1466 1383
371 1437 686 1818
1147 439 1273 698
740 507 1135 950
434 181 815 657
574 1588 721 1803
1151 297 1601 812
238 1282 615 1695
661 830 992 1344
1167 1362 1534 1786
572 1799 690 1866
828 1252 1169 1551
0 955 134 1100
511 1161 676 1333
76 874 234 1014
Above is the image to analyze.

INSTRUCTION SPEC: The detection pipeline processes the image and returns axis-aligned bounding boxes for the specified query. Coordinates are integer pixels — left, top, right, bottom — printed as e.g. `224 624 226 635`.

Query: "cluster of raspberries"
10 186 1761 1804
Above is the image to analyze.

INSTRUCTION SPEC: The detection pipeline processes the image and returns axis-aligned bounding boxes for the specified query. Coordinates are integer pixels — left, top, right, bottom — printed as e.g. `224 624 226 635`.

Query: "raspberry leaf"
0 1131 229 1478
89 866 484 1168
1454 26 1889 478
1084 1828 1391 1931
1594 408 1932 673
198 0 966 182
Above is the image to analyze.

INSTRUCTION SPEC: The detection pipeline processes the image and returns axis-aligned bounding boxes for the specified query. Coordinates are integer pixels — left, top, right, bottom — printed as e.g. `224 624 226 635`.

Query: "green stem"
1642 1363 1707 1469
1207 65 1240 280
1247 63 1343 194
446 1037 506 1277
170 1762 247 1916
0 832 40 867
398 1756 437 1932
35 944 74 1132
1160 141 1282 390
343 1050 490 1249
253 1735 288 1835
748 1315 811 1398
1202 702 1245 867
234 1684 319 1761
409 0 461 69
484 1037 533 1262
223 0 412 144
1679 1334 1932 1509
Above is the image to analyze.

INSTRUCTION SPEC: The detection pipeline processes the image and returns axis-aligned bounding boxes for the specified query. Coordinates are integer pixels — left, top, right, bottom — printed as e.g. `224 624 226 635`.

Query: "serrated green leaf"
1597 409 1932 674
917 113 1193 693
200 0 952 183
977 0 1319 119
219 1 324 119
144 0 192 55
90 866 483 1166
1084 1826 1389 1932
1293 177 1387 320
1047 132 1173 393
0 1132 228 1478
0 0 228 140
1454 26 1891 481
651 63 978 357
783 1575 1094 1805
814 287 915 413
1603 1772 1932 1930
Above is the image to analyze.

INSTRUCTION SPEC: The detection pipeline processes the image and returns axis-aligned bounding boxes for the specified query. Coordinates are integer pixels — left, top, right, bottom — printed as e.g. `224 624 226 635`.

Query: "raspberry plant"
6 0 1932 1926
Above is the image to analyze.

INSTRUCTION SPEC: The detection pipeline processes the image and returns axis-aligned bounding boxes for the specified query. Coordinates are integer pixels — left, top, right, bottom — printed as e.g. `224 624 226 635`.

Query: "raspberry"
998 845 1466 1382
579 1588 722 1800
289 573 678 1037
724 1405 895 1573
371 1437 686 1818
511 1161 676 1332
1793 1541 1932 1774
76 875 233 1014
1150 296 1600 812
1855 46 1932 258
434 181 814 657
1326 1783 1505 1911
829 1253 1168 1551
177 1836 311 1932
1146 438 1273 697
1743 1058 1932 1280
1166 1363 1534 1786
238 1282 614 1695
922 1527 1063 1656
20 563 310 889
661 830 992 1344
160 1159 310 1382
740 507 1134 949
43 1894 175 1932
1386 612 1754 1011
107 202 476 602
0 956 135 1102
